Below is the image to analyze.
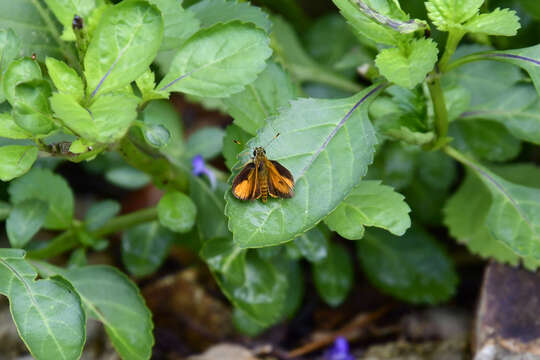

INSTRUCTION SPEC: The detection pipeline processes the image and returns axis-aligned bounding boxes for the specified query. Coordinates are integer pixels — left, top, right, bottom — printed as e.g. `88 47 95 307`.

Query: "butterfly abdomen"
260 176 268 203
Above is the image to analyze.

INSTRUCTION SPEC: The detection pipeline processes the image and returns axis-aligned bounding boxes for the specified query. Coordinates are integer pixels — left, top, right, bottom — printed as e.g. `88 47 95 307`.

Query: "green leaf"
184 93 227 112
185 126 224 159
0 250 85 360
402 176 449 225
84 0 163 97
45 57 84 102
304 13 372 69
332 0 408 46
223 124 251 170
325 180 411 240
0 29 20 103
105 166 151 190
84 200 120 231
43 0 95 40
358 227 458 303
375 38 438 89
200 236 243 284
122 221 175 276
444 86 471 122
416 150 457 191
313 242 353 307
444 168 539 269
225 84 382 248
157 191 197 233
12 80 55 135
459 85 540 144
449 120 521 162
270 15 361 93
0 28 19 73
462 8 520 36
292 226 328 263
141 100 184 158
0 112 32 139
135 69 168 103
0 201 10 220
158 22 271 97
518 0 540 19
3 58 42 106
425 0 484 30
217 250 288 326
189 175 229 240
472 44 540 98
233 308 266 336
444 45 522 107
50 92 139 143
6 199 48 248
373 86 435 145
189 0 271 32
281 258 304 319
141 123 170 149
68 248 88 268
0 1 77 62
8 168 74 230
0 145 38 181
50 265 154 360
223 61 296 135
147 0 200 51
448 148 540 260
370 142 418 190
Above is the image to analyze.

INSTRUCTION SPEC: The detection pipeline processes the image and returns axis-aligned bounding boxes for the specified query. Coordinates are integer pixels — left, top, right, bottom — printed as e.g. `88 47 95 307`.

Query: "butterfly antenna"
233 139 251 158
263 132 280 148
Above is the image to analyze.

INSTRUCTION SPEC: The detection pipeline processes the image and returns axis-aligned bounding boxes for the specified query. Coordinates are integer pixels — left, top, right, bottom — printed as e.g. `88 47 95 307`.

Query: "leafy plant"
0 0 539 358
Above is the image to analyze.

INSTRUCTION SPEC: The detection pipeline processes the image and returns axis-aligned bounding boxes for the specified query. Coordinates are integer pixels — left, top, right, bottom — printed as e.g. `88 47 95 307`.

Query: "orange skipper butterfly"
231 134 294 203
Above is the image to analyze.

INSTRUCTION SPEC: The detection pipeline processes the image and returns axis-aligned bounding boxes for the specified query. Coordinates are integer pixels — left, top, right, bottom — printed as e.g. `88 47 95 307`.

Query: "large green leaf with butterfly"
0 0 539 356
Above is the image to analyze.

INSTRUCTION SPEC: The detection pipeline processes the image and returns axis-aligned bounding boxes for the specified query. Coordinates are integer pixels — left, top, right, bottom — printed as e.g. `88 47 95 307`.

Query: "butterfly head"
253 147 266 160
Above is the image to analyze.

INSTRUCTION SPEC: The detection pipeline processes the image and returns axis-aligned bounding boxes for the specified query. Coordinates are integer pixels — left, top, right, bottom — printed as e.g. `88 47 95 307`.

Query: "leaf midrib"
90 6 151 98
0 258 68 360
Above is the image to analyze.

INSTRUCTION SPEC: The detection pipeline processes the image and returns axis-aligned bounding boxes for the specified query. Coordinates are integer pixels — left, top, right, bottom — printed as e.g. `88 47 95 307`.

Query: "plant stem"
427 71 449 142
439 30 465 72
444 145 475 168
27 207 158 260
27 230 77 260
445 52 490 72
94 207 158 237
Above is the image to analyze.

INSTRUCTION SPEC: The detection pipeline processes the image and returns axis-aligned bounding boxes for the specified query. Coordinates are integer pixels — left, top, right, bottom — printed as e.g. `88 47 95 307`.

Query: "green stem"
94 207 158 237
439 30 465 72
27 207 158 260
427 71 449 142
27 230 77 260
445 52 490 72
444 145 476 168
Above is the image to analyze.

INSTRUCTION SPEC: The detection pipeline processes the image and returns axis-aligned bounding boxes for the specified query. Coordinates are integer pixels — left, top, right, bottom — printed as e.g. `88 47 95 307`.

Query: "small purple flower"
325 336 354 360
192 154 216 189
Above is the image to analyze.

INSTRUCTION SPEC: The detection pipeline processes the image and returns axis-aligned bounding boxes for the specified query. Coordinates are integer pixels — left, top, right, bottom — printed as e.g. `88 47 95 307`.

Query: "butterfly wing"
232 162 261 200
268 160 294 198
